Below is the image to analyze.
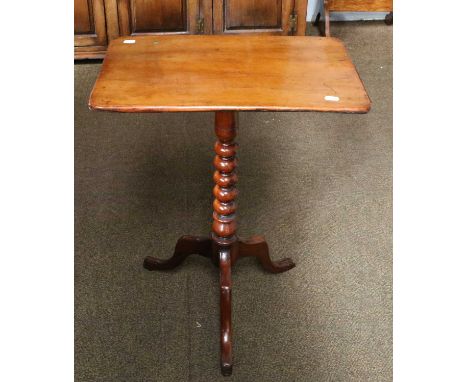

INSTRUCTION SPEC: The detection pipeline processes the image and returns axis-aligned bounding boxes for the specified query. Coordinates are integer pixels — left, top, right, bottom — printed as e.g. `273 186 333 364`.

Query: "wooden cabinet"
115 0 201 35
213 0 301 35
74 0 108 58
74 0 307 58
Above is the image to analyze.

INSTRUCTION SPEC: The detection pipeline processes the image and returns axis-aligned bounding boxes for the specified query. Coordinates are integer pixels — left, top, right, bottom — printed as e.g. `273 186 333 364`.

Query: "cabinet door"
213 0 298 35
74 0 107 47
116 0 208 35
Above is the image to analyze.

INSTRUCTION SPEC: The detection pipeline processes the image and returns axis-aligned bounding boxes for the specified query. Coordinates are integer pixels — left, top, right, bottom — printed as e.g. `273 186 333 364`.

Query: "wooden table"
89 35 370 376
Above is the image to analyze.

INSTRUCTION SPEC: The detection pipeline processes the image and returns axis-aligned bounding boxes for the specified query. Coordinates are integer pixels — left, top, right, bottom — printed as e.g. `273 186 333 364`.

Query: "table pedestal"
143 111 295 376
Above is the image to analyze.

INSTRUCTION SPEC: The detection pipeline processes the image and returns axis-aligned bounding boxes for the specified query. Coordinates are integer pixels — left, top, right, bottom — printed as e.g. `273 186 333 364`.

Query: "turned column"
212 111 238 376
212 111 239 247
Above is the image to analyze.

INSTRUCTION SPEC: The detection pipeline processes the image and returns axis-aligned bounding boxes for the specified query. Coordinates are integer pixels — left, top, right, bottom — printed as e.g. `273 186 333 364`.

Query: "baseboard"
330 12 388 21
307 11 389 22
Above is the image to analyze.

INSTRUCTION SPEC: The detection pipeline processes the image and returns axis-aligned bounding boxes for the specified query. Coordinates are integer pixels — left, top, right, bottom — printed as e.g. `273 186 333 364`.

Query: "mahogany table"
89 35 370 376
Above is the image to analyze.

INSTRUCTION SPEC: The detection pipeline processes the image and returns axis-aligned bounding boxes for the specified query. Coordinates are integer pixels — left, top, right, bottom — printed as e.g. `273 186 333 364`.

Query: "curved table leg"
143 235 211 270
219 247 233 376
237 235 296 273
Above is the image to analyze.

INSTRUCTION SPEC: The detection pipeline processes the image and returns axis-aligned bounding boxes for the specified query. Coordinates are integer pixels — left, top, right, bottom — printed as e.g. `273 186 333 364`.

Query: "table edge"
88 102 371 114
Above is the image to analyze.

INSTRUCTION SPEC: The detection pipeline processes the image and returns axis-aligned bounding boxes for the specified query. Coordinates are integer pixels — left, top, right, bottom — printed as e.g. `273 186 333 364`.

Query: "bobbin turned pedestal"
143 111 295 376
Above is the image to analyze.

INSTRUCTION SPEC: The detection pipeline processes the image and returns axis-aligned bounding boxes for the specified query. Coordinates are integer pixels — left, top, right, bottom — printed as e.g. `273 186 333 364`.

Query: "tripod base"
143 234 295 376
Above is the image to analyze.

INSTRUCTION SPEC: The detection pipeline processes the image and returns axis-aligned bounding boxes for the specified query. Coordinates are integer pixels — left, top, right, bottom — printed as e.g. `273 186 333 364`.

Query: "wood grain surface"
328 0 392 12
89 35 371 113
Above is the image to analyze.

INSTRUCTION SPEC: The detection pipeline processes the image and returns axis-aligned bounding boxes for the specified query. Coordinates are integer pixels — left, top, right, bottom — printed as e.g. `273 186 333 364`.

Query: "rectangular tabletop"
89 35 370 113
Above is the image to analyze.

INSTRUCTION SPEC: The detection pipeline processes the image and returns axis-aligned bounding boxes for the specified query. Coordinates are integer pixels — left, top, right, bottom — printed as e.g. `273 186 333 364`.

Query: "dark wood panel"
225 0 282 30
132 0 186 32
214 0 297 35
74 0 107 48
117 0 200 35
328 0 392 12
75 0 94 34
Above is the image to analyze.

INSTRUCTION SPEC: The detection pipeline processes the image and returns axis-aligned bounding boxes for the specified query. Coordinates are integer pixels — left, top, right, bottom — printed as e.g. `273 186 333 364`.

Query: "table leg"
143 235 211 270
236 235 295 273
212 111 238 376
143 111 295 376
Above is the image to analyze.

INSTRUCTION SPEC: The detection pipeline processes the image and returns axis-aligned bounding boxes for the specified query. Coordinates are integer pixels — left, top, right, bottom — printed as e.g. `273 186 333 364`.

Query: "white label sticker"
123 39 136 44
324 95 340 102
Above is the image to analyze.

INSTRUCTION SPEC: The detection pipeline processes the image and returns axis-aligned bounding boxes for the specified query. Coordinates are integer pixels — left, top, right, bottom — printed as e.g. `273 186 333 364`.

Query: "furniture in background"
74 0 308 59
75 0 109 58
88 35 371 375
319 0 393 36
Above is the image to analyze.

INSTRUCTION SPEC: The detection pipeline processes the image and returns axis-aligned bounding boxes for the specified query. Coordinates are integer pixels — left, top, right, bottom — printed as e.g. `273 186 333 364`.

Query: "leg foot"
143 235 211 270
221 363 232 377
237 235 295 273
385 11 393 25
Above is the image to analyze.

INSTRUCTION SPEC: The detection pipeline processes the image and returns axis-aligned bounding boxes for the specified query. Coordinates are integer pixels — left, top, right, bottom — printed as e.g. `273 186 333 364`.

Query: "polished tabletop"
89 35 370 113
